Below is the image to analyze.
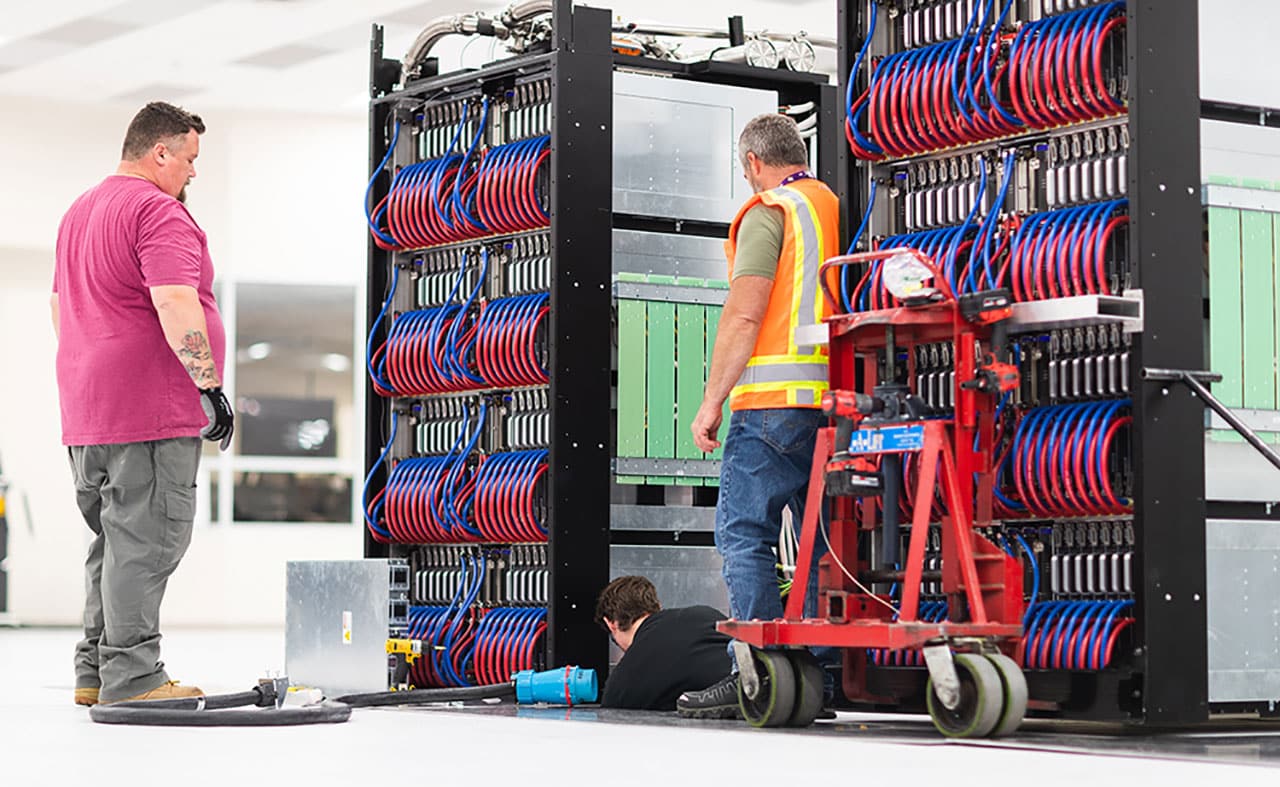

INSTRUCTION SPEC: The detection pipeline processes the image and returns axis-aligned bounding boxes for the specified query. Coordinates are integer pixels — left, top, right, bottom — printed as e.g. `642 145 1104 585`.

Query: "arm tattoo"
178 330 219 388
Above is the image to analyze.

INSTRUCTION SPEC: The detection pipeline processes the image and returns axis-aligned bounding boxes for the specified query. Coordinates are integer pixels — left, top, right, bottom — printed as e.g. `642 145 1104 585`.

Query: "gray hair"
738 113 808 170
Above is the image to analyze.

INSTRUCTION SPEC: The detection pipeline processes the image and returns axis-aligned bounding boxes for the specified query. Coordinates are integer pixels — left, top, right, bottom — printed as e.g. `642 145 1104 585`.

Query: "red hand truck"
718 249 1028 737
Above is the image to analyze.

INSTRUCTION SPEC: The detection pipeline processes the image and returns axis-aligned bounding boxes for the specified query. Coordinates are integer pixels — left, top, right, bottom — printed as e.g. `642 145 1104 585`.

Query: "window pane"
234 283 355 459
232 472 352 523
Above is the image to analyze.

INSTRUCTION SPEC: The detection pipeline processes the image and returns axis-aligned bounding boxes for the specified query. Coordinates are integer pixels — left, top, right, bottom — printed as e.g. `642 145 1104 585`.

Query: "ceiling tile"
32 17 138 45
98 0 225 26
113 82 201 104
0 38 73 68
234 43 335 69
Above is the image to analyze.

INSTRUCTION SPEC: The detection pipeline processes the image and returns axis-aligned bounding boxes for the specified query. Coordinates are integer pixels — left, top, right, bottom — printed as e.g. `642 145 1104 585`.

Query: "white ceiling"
0 0 835 117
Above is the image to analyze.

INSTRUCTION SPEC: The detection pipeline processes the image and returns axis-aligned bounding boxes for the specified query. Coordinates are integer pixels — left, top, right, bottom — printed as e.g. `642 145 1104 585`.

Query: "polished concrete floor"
1 627 1278 786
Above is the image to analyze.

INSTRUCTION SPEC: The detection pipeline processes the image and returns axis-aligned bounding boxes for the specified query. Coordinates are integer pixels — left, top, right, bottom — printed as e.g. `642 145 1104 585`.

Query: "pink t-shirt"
53 175 225 446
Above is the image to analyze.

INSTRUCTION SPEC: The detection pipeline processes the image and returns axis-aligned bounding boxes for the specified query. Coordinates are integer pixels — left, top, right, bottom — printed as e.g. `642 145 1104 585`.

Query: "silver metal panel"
613 457 721 478
1200 0 1280 108
285 560 395 696
1209 408 1280 434
612 229 727 280
614 281 728 306
1205 439 1280 503
610 545 728 612
1202 121 1280 186
610 503 716 532
1203 183 1280 214
1206 520 1280 703
1009 291 1144 334
612 71 776 223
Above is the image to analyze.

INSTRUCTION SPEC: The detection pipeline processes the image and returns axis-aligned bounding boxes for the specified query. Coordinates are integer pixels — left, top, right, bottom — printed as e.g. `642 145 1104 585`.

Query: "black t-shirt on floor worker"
601 605 732 711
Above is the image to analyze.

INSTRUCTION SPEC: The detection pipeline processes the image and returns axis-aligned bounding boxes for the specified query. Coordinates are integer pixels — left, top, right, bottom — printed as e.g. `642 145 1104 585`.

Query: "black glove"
200 387 235 450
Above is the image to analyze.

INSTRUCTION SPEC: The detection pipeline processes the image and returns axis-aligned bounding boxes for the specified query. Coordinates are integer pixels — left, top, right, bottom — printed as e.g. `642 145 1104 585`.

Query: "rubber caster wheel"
925 653 1003 738
738 650 796 728
985 653 1027 737
785 650 824 728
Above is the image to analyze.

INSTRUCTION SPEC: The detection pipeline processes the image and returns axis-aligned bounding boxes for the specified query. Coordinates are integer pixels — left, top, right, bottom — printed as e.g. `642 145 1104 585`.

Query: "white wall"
0 95 368 626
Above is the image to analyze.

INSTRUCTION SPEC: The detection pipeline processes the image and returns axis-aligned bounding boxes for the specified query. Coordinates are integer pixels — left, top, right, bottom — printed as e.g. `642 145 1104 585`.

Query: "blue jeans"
716 407 828 632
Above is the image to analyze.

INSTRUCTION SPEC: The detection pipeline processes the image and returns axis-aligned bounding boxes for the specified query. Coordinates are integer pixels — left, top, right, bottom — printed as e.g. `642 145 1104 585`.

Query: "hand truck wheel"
925 653 1003 738
737 649 796 728
785 650 825 728
984 653 1027 737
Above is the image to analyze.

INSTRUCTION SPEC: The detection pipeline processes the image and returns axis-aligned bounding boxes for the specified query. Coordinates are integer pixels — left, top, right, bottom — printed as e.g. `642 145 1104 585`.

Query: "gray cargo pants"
68 437 200 702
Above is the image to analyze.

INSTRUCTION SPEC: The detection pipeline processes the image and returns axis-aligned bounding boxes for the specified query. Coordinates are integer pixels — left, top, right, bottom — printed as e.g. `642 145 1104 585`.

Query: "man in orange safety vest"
679 113 840 719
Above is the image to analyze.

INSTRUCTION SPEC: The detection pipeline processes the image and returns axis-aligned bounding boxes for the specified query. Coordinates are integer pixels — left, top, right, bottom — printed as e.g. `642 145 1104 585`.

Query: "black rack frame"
838 0 1214 725
366 1 839 678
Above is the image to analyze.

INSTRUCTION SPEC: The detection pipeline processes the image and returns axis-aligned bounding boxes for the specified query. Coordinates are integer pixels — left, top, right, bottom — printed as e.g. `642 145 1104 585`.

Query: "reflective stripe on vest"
763 185 827 353
727 180 835 410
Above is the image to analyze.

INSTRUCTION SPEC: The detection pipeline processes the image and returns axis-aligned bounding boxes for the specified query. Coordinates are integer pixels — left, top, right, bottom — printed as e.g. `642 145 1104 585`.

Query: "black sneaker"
676 674 741 720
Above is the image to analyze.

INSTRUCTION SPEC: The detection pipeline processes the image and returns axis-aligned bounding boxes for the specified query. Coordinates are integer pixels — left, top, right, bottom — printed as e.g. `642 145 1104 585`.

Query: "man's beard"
177 186 187 204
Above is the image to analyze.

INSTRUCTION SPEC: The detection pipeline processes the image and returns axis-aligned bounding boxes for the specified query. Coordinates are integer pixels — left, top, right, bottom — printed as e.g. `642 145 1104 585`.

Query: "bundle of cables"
364 401 550 545
846 1 1126 160
375 402 486 544
1007 199 1128 302
1006 399 1133 518
840 152 1015 313
365 98 551 251
1006 2 1127 133
473 292 551 389
1018 598 1134 670
368 264 549 397
471 607 549 687
473 449 550 542
404 550 487 688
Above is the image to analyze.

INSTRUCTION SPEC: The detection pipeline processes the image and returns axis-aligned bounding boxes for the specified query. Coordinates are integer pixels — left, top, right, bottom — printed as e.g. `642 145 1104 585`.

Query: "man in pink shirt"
51 102 234 706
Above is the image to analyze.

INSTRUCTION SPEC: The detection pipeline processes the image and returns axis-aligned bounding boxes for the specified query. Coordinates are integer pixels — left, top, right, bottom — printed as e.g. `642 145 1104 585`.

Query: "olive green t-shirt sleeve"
731 203 786 281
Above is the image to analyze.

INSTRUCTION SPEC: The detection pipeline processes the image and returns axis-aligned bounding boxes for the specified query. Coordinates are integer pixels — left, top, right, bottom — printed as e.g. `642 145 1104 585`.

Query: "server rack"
832 0 1265 725
364 1 837 681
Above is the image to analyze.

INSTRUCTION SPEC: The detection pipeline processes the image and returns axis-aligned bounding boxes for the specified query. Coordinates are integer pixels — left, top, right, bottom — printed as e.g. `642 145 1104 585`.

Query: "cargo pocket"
158 486 196 573
164 487 196 521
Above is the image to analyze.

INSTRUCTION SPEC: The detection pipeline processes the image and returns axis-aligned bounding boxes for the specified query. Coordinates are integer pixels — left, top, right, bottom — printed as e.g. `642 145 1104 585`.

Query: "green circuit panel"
645 275 678 485
1241 211 1276 411
616 272 647 483
1209 207 1244 425
675 278 707 486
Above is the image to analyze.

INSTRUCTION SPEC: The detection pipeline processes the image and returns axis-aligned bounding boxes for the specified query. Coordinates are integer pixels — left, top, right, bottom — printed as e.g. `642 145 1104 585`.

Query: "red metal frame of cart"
718 249 1024 704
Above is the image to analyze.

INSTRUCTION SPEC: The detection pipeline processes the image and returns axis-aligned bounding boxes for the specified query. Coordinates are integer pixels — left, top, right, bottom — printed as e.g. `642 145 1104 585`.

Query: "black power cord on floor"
87 668 592 727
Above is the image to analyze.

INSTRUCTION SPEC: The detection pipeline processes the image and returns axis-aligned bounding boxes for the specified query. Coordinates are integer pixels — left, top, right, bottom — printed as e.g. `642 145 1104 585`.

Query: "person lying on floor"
595 576 732 711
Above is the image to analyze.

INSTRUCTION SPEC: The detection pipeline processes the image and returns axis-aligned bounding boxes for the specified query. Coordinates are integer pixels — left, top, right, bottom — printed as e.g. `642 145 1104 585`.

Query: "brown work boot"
103 681 204 704
74 687 99 707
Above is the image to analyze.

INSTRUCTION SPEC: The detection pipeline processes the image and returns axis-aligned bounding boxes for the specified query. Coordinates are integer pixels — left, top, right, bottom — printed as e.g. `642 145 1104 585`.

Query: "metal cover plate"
1206 520 1280 703
612 72 776 223
285 560 396 697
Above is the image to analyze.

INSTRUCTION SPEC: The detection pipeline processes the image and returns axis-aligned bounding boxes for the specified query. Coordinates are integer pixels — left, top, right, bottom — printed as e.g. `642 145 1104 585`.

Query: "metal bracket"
922 643 961 711
1143 367 1280 474
732 640 761 701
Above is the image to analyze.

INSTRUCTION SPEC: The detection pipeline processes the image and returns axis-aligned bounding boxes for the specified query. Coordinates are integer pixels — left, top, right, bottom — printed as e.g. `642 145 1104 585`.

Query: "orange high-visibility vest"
725 177 840 411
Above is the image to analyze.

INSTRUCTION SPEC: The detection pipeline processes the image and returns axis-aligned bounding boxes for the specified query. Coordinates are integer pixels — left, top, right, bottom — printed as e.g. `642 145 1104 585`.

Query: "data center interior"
6 0 1280 783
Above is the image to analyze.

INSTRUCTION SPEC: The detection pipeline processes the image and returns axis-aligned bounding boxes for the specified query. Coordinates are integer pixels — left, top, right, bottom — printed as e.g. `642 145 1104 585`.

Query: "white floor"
0 626 1274 787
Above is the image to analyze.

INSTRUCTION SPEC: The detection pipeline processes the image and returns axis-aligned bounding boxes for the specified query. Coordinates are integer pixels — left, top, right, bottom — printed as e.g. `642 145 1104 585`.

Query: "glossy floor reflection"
2 627 1278 787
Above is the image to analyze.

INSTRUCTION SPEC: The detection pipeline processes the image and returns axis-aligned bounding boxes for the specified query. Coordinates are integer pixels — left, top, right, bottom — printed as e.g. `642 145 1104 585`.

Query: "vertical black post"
815 83 841 199
836 0 864 250
548 2 613 674
1128 1 1206 724
365 26 393 560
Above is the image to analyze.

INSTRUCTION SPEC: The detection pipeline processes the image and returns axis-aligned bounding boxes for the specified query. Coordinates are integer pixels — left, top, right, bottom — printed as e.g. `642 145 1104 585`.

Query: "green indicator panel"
1241 211 1276 411
616 273 648 483
1208 207 1244 427
645 275 677 485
